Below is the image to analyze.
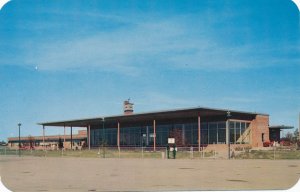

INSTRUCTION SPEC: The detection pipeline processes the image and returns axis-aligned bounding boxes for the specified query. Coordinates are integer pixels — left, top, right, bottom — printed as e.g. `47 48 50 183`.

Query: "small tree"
294 129 300 149
28 135 35 149
280 132 293 146
293 129 299 142
285 132 293 141
58 137 64 149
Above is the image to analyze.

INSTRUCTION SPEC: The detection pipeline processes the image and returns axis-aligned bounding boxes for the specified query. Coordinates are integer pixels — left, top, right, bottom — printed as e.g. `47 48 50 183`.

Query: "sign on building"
168 138 175 144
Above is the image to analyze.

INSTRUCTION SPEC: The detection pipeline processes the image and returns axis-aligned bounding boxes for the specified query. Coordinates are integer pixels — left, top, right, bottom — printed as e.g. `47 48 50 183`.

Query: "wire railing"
1 145 299 159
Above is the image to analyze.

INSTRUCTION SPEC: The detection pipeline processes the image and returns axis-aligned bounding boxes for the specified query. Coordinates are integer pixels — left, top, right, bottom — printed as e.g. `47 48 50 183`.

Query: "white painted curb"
0 176 12 192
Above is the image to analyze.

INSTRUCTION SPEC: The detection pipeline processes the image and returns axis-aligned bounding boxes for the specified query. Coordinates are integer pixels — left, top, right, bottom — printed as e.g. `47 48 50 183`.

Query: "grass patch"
1 149 214 159
236 149 300 159
2 147 300 159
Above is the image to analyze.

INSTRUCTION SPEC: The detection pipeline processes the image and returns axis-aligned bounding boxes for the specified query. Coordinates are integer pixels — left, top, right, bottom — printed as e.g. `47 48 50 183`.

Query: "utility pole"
102 117 105 158
226 111 231 159
18 123 21 157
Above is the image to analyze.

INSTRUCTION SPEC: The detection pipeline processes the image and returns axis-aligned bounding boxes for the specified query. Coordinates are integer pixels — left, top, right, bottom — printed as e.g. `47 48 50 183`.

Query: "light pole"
102 117 105 158
226 111 231 159
18 123 21 157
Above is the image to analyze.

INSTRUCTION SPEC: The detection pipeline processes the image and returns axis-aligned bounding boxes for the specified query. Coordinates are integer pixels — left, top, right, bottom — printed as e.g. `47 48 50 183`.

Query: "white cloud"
17 14 300 74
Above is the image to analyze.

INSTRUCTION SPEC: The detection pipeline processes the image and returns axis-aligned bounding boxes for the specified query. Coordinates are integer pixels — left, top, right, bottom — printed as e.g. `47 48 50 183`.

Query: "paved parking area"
0 156 300 191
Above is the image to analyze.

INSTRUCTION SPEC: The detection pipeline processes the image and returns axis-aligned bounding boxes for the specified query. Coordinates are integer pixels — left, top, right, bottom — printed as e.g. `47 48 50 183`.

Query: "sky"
0 0 300 141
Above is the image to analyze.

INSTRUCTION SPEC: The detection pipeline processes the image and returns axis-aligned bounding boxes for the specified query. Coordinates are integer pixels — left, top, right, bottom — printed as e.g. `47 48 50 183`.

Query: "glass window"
241 122 246 134
192 124 198 145
89 120 252 147
209 123 217 144
230 122 235 143
201 123 208 145
235 122 241 144
184 123 197 146
156 125 170 146
217 122 226 144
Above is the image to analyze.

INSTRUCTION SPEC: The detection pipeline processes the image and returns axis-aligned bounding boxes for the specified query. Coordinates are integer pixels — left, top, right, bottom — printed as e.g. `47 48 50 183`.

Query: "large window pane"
217 122 226 143
235 122 241 144
209 123 217 144
230 122 235 143
201 123 208 145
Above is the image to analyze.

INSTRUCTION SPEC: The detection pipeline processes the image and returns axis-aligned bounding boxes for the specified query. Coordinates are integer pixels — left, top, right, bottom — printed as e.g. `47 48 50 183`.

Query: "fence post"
190 146 193 159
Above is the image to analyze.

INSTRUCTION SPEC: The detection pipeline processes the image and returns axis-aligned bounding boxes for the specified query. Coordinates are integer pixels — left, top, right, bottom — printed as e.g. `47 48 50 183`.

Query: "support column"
153 119 156 151
43 125 45 151
146 126 149 146
182 124 185 146
88 124 91 150
71 126 73 150
198 116 201 152
64 124 66 143
117 122 120 150
226 111 231 160
226 119 230 159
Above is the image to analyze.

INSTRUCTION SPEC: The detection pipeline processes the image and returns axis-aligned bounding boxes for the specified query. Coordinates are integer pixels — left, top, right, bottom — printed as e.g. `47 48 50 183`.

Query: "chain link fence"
1 145 300 159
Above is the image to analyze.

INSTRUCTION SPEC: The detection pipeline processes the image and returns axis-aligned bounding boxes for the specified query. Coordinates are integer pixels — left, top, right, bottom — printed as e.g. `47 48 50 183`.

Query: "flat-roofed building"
269 125 294 142
38 106 270 150
8 130 87 150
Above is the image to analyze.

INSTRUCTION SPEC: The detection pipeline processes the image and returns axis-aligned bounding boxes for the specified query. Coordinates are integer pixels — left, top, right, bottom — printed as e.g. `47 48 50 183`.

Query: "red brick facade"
250 115 269 147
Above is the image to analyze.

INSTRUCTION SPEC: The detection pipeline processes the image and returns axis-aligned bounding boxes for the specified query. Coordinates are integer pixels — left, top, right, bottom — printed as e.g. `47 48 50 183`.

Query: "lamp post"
18 123 21 157
102 117 105 158
226 111 231 159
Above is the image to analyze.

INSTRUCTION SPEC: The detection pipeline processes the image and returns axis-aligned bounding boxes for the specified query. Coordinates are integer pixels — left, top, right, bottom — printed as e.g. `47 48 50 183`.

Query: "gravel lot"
0 156 300 191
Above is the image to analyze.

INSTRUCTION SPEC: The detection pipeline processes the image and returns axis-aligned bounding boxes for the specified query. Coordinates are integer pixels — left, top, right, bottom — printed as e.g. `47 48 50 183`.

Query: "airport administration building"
38 101 270 151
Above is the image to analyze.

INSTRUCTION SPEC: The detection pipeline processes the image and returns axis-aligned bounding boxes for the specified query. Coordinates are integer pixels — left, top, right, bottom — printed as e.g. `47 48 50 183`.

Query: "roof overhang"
38 106 268 127
269 125 294 130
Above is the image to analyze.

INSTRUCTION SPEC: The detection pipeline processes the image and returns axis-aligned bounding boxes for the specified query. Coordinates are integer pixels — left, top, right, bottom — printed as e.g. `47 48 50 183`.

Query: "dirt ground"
0 156 300 192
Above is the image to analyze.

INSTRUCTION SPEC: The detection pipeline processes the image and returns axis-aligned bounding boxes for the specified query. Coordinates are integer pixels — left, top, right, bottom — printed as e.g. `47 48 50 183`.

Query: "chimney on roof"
124 99 134 115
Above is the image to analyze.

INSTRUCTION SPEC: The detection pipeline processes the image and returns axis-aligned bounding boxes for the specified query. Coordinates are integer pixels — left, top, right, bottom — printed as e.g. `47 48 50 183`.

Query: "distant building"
7 130 87 150
0 141 7 146
269 125 294 142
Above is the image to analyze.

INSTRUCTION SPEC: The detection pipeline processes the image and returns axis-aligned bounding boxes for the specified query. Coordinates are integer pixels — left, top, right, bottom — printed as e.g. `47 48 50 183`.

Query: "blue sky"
0 0 300 141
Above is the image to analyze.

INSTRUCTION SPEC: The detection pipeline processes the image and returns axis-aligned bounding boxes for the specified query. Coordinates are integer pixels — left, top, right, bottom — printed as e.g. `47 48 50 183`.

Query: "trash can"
173 144 177 159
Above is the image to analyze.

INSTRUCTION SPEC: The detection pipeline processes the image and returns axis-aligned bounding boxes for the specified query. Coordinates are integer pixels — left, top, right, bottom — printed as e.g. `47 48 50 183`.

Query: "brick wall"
250 115 269 147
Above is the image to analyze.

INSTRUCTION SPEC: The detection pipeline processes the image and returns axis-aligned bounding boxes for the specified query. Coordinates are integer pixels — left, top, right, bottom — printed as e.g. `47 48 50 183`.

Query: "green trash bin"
166 145 170 159
173 144 177 159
